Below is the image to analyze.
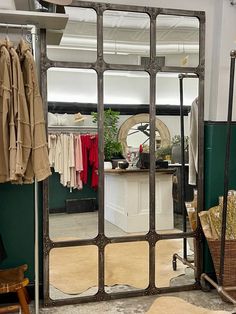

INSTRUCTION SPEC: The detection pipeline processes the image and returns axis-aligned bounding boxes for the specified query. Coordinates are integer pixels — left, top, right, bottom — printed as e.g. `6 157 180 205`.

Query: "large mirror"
45 5 201 302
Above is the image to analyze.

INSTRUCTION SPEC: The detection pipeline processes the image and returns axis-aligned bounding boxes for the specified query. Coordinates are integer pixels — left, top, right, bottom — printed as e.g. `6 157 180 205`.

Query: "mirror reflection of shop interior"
44 3 203 305
156 15 199 67
155 238 196 288
155 72 199 235
47 68 98 244
103 10 150 65
104 71 150 238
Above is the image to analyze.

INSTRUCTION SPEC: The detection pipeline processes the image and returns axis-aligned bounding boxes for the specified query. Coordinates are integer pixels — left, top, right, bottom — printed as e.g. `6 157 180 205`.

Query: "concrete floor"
34 290 236 313
49 211 189 240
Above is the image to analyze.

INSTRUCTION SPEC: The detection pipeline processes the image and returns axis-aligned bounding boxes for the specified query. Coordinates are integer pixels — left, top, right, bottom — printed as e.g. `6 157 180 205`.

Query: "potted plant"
171 135 189 164
156 145 172 161
92 108 123 168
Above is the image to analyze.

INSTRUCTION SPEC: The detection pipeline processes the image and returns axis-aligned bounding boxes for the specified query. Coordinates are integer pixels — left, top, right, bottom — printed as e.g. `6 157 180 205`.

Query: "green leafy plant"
156 145 172 159
92 108 123 161
171 135 189 151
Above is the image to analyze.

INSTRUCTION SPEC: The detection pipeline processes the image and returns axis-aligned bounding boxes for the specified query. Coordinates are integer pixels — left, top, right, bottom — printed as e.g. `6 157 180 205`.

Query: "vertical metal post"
97 7 105 292
218 51 236 286
32 24 39 314
196 13 205 282
40 28 50 305
179 76 187 260
149 12 157 288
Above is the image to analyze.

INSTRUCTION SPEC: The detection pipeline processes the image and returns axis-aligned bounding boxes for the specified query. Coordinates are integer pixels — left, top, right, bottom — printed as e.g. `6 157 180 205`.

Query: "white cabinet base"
105 170 174 233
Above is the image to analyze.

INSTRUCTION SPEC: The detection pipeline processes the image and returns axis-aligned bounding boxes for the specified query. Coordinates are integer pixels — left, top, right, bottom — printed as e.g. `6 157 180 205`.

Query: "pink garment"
74 134 83 189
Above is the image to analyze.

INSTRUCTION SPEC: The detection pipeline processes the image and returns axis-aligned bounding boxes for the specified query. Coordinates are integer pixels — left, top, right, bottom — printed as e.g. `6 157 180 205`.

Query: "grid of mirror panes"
42 1 205 306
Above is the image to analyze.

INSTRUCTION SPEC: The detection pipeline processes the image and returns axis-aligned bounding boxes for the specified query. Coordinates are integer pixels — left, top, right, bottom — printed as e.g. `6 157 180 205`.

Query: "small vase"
171 145 181 164
104 161 112 170
171 145 189 164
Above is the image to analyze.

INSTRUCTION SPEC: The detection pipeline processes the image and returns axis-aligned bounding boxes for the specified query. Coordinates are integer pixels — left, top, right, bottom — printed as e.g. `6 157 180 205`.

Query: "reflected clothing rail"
48 126 98 133
48 130 98 191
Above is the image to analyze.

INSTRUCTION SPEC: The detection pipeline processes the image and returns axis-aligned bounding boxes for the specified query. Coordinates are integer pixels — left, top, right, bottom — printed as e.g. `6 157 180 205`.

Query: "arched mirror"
118 113 171 156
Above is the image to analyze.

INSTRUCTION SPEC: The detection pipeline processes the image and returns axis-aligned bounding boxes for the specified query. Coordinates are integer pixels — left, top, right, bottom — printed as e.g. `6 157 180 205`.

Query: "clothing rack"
201 50 236 304
0 22 39 314
0 23 35 30
172 73 198 272
48 125 98 133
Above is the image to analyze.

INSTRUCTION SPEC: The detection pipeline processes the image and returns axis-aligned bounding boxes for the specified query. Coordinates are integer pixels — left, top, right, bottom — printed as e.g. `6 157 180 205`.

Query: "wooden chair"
0 264 30 314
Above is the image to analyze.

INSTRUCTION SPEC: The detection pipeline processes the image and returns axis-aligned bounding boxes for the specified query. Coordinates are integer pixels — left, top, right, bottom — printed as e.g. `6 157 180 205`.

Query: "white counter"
105 169 175 233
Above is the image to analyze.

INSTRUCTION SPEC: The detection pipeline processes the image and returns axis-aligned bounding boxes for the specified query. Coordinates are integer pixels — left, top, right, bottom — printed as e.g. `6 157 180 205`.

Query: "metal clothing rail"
0 22 39 314
0 23 35 30
173 73 198 272
201 50 236 304
48 125 98 133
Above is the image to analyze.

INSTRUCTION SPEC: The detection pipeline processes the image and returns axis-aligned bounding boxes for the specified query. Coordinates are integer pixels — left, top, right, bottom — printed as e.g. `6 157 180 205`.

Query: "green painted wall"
0 183 42 281
0 171 97 283
49 169 97 210
0 122 235 284
204 122 236 272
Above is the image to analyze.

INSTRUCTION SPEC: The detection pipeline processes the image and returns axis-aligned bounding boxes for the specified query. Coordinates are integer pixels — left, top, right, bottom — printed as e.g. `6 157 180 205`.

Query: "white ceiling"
0 1 199 56
61 7 199 55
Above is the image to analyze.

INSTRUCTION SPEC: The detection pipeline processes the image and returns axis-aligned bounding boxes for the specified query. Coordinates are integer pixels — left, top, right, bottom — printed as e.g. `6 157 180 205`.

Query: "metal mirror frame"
41 0 205 307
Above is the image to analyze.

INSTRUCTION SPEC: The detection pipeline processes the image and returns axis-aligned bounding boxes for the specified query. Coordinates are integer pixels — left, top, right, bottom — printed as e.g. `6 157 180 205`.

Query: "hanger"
5 24 9 41
21 24 24 38
4 24 10 47
4 25 12 50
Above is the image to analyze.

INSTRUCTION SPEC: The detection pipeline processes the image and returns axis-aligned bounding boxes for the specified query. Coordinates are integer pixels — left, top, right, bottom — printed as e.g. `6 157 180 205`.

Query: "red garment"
89 134 98 190
80 135 91 184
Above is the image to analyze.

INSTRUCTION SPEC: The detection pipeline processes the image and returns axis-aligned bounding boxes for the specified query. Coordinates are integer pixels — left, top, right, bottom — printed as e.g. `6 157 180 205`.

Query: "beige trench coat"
17 39 51 182
0 41 13 182
9 45 32 181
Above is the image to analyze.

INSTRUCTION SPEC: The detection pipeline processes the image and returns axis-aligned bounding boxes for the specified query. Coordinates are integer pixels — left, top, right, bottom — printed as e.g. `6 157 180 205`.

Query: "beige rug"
50 238 188 295
146 297 230 314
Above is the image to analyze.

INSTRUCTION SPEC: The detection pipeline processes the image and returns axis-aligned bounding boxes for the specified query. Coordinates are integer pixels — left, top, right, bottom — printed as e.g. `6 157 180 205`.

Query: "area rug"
145 297 230 314
50 238 188 295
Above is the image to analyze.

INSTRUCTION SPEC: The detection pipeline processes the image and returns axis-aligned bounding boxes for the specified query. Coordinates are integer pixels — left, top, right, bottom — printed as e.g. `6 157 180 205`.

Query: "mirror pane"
103 10 150 65
155 72 198 234
49 246 98 299
105 242 149 293
47 7 97 63
104 71 150 237
156 15 199 67
155 238 195 287
156 72 198 106
47 68 98 241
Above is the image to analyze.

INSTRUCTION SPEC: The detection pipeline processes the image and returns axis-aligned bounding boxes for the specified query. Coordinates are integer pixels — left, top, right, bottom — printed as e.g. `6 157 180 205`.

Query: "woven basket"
208 239 236 300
